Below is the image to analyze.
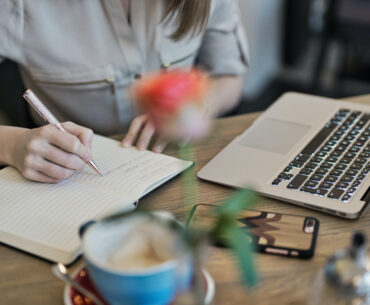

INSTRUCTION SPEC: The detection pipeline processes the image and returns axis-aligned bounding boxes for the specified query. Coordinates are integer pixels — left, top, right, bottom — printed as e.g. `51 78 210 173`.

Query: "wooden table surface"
0 94 369 305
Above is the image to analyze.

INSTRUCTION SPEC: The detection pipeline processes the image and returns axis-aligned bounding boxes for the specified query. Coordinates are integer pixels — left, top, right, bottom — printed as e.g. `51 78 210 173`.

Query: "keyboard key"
272 179 281 186
325 141 336 147
354 158 367 165
316 168 329 175
347 187 356 194
335 163 348 170
344 135 355 141
326 156 338 163
353 140 366 147
328 188 345 199
305 162 318 169
330 169 343 176
320 162 333 169
287 175 308 190
316 151 328 157
345 169 358 177
338 108 350 115
295 154 310 162
283 166 293 173
362 167 370 174
305 180 318 188
357 174 366 181
300 186 315 193
330 151 343 157
310 156 323 163
289 160 304 168
315 188 329 196
322 145 332 152
330 135 342 142
278 173 293 180
336 181 349 189
352 180 362 188
310 174 324 181
344 152 356 159
350 163 363 171
341 175 354 183
300 168 313 175
349 146 361 153
339 158 352 164
357 136 368 142
319 181 333 189
342 194 352 202
325 175 338 183
301 125 337 155
359 152 370 159
335 145 347 152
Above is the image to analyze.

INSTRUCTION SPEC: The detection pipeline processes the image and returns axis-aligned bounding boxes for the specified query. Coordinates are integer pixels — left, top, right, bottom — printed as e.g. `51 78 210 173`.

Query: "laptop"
198 92 370 219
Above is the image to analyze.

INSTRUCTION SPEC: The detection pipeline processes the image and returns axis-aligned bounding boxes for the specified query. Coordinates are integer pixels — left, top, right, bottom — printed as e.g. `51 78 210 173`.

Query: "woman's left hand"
121 114 168 153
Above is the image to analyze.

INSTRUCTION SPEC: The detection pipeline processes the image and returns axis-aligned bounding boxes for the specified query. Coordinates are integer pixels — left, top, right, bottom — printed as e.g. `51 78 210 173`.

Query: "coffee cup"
81 212 193 305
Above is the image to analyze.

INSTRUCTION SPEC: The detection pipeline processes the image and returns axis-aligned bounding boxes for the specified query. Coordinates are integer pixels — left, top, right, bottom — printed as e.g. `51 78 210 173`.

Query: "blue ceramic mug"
81 213 193 305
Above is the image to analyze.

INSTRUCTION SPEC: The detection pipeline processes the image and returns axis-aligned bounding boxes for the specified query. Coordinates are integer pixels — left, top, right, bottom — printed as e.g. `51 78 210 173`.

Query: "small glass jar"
308 232 370 305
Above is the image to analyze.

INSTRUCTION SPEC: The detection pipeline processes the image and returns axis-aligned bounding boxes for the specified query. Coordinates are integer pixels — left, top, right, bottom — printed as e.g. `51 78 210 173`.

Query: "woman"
0 0 249 183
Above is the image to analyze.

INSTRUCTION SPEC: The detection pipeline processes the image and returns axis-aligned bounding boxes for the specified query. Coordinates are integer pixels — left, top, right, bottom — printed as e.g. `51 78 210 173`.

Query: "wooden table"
1 94 369 305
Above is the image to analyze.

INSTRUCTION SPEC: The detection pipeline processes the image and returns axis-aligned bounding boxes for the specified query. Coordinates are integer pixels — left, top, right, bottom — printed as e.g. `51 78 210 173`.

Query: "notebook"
198 92 370 219
0 135 192 264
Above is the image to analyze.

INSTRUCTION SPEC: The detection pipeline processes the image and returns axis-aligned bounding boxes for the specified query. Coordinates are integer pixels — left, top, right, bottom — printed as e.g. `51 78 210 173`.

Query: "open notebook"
0 135 192 264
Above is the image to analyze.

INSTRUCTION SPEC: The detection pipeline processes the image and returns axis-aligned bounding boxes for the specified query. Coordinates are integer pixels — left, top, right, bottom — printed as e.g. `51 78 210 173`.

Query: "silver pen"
23 89 103 176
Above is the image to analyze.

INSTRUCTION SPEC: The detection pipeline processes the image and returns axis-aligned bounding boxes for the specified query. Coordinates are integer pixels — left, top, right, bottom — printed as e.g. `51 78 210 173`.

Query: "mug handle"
79 220 96 239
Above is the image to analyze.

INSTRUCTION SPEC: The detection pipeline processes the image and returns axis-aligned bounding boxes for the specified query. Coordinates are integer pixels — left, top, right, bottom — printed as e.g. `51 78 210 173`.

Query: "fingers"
152 137 168 153
38 125 89 161
40 144 85 171
62 121 94 159
122 115 167 152
22 155 74 182
22 168 60 184
122 115 148 147
137 121 156 151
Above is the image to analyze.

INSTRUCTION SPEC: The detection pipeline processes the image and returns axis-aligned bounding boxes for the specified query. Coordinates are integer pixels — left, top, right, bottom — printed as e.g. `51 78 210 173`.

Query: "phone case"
187 204 320 259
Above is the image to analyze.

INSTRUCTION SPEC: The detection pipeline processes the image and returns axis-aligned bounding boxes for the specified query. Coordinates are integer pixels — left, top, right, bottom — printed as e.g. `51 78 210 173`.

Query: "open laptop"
198 92 370 219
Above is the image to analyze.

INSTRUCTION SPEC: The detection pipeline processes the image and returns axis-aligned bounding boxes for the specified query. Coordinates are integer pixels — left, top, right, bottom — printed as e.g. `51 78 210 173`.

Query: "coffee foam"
105 219 178 271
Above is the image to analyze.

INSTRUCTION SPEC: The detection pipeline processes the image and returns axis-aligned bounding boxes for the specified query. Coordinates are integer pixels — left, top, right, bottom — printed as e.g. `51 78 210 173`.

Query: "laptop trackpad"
238 118 311 155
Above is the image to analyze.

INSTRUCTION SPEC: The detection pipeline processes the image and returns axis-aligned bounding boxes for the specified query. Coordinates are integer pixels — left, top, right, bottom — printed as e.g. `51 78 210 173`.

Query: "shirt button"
134 74 142 80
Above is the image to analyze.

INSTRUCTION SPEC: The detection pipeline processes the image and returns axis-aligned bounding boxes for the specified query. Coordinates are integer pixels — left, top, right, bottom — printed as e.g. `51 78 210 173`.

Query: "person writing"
0 0 249 183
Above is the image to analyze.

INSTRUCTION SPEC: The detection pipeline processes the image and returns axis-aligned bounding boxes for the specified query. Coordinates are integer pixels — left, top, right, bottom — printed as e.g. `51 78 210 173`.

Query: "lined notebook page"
0 167 128 255
0 135 191 262
71 136 192 197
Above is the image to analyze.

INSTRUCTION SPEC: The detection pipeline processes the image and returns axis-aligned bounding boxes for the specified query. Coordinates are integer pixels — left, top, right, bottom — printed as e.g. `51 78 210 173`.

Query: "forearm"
0 125 27 166
208 75 243 117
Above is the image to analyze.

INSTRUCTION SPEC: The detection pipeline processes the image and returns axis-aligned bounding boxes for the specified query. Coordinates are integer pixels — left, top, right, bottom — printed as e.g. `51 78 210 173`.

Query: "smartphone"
187 204 319 259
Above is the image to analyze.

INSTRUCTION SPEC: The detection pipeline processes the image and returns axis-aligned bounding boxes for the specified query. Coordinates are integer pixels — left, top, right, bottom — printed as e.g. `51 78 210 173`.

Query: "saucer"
64 264 215 305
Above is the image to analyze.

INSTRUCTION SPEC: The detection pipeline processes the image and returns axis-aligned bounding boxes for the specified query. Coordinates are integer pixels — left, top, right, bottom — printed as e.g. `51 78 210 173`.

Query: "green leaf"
225 225 259 287
215 189 256 218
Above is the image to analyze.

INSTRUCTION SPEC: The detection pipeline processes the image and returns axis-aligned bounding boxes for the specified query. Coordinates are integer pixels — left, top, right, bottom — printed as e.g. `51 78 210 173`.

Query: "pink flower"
133 69 211 141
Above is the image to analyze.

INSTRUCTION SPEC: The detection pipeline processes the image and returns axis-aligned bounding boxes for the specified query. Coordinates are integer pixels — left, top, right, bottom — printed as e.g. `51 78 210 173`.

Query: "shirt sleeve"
196 0 249 76
0 1 23 63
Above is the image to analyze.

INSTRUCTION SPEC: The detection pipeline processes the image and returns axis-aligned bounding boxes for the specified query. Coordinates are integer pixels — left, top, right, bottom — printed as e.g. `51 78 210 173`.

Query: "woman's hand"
10 122 93 183
121 114 168 153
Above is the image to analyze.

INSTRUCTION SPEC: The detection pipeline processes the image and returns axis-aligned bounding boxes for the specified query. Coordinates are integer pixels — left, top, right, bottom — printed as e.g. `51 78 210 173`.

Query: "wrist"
0 126 29 167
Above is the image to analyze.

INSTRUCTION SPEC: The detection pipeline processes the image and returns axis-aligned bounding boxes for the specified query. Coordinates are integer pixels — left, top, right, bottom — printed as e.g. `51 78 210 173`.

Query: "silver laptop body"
198 92 370 219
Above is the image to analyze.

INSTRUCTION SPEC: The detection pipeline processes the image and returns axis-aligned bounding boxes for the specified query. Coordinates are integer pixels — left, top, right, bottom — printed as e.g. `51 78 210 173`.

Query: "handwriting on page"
71 147 185 196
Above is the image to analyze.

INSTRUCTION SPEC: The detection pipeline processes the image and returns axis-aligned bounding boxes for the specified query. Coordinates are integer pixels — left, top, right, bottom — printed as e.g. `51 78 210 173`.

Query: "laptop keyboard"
272 109 370 203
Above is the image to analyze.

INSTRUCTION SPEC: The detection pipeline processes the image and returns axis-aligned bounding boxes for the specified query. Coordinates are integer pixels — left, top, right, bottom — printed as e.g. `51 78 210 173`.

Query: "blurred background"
235 0 370 114
0 0 369 126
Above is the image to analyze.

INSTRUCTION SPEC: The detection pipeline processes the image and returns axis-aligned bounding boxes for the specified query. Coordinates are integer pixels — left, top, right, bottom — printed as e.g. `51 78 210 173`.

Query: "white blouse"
0 0 249 135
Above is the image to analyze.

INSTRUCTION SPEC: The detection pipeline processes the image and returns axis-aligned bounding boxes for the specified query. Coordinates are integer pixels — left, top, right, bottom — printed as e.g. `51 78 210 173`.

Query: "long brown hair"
163 0 211 40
